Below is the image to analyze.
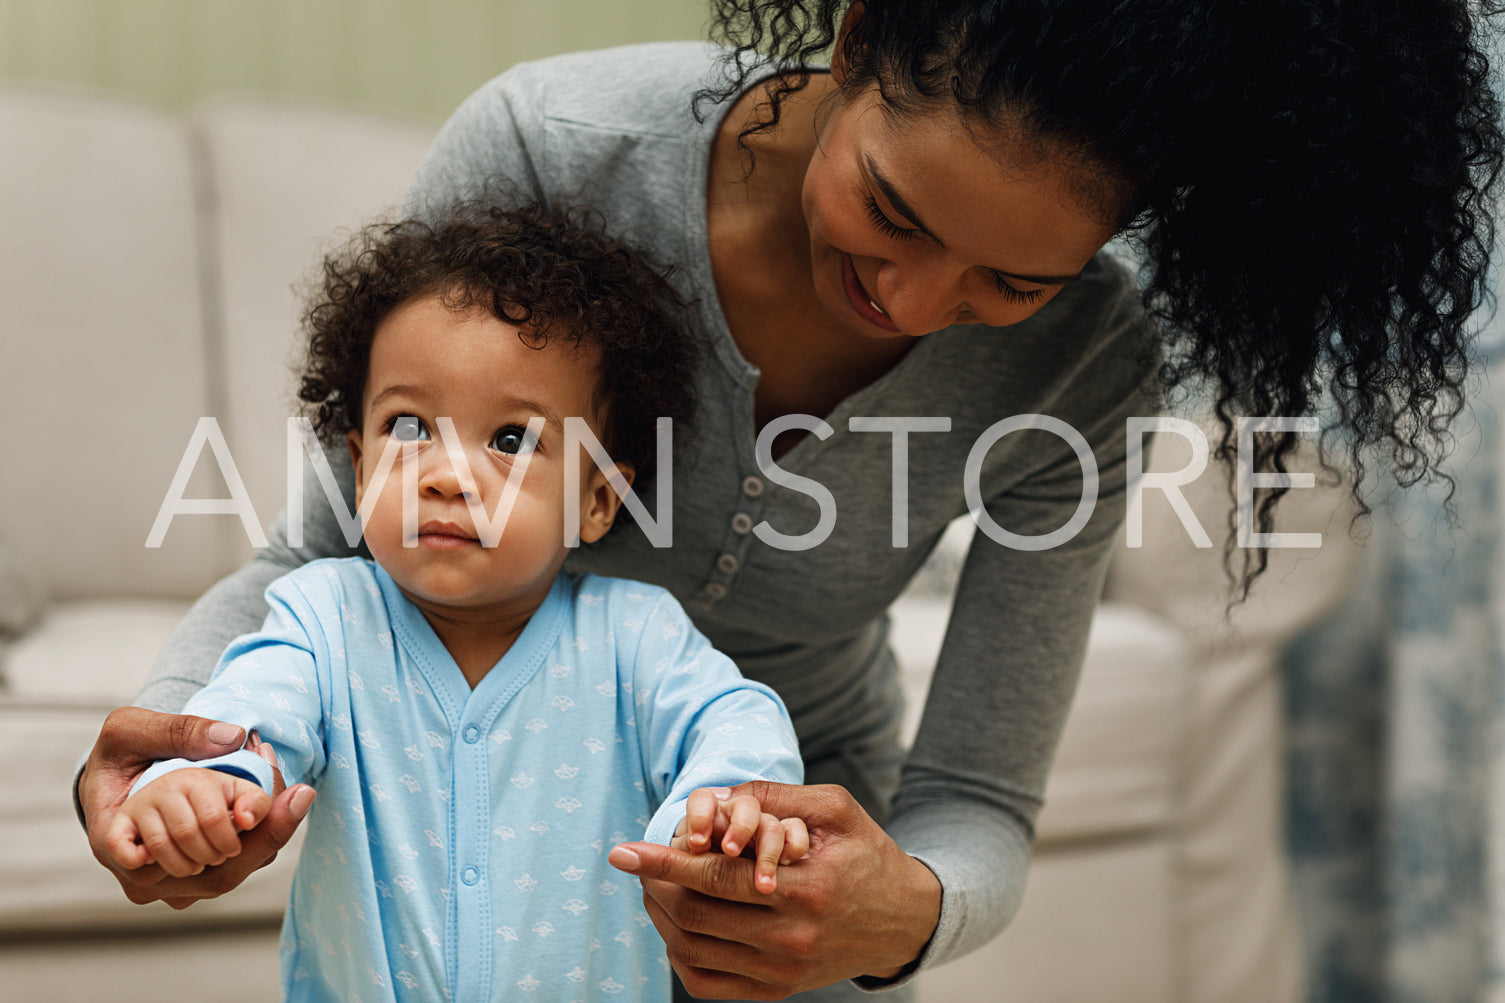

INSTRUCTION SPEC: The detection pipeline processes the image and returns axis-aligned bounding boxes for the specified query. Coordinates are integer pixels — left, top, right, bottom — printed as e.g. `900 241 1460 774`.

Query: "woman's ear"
577 463 635 545
346 429 366 506
830 1 865 86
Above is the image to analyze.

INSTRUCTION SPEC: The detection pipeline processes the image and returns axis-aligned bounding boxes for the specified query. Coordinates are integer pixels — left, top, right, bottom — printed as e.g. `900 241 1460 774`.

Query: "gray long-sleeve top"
135 42 1159 977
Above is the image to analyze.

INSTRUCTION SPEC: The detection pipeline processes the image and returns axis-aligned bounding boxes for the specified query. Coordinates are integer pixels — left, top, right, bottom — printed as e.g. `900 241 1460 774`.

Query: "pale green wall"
0 0 712 123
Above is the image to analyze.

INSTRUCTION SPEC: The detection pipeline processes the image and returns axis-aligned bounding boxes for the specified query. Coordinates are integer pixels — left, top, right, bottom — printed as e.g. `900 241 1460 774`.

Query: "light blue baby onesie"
134 557 803 1002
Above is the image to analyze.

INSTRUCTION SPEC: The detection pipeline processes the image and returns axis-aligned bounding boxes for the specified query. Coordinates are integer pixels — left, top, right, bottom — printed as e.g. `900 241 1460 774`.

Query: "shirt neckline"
376 563 571 730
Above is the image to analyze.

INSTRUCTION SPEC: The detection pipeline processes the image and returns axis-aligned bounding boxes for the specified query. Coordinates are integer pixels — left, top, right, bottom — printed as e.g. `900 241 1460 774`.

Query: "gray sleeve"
78 450 357 828
135 440 362 711
405 60 549 218
885 299 1156 975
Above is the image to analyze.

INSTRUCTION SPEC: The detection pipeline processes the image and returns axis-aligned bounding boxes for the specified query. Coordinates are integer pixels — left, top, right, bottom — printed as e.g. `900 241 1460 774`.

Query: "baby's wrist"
129 749 276 799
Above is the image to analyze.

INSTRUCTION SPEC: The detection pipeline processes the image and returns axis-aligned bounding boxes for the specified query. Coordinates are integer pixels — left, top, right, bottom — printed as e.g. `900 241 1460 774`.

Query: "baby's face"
347 293 628 617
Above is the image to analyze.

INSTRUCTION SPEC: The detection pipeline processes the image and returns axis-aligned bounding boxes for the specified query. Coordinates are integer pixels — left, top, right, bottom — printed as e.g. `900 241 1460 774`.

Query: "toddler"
105 204 805 1002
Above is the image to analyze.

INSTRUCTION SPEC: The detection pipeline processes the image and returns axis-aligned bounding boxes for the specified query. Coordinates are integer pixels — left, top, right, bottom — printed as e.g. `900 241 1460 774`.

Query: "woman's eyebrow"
866 155 939 240
865 155 1084 287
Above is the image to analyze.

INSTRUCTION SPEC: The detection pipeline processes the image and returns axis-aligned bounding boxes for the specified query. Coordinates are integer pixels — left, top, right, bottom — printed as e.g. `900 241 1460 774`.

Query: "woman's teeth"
869 299 886 316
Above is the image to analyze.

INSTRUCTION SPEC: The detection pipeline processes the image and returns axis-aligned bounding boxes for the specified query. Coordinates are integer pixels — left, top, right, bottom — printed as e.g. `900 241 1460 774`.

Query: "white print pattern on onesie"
187 562 802 1001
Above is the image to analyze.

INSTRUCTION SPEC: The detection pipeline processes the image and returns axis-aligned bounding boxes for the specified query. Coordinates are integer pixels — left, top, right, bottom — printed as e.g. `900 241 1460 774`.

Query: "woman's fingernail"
710 787 731 801
290 787 316 821
608 846 641 871
207 722 243 746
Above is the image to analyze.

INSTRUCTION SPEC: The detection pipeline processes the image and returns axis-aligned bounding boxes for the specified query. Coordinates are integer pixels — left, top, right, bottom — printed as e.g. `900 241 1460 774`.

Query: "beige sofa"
0 85 1356 1001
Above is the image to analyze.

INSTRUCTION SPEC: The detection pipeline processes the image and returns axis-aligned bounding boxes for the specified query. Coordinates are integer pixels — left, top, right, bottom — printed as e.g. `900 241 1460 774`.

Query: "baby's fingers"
751 813 787 893
230 784 273 833
719 794 762 858
682 787 727 853
133 806 200 878
104 812 153 870
190 780 248 860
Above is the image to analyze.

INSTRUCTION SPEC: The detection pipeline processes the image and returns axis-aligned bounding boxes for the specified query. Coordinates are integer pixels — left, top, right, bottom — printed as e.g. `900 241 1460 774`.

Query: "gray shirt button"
704 582 728 600
730 512 754 535
716 553 739 574
741 476 765 498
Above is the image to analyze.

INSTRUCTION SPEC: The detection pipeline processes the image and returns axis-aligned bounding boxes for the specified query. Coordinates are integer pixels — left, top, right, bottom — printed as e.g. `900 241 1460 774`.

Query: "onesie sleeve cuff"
642 796 690 847
129 749 276 798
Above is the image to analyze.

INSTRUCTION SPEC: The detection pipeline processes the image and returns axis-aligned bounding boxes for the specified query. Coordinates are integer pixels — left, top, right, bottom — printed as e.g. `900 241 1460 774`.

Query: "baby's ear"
346 429 365 504
578 463 635 544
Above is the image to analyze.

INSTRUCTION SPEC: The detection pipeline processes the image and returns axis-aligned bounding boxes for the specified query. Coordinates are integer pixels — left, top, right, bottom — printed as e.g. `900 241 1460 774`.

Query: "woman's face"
801 85 1118 339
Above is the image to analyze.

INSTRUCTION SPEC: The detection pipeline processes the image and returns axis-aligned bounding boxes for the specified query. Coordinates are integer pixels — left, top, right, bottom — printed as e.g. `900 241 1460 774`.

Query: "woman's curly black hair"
297 202 694 488
700 0 1505 594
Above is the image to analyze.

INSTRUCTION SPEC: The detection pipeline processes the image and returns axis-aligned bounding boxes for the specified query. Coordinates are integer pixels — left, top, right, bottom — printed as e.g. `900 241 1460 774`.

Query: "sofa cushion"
0 702 295 936
0 535 43 644
1106 417 1365 652
3 599 194 703
193 99 436 548
0 598 296 936
0 90 229 602
890 595 1189 845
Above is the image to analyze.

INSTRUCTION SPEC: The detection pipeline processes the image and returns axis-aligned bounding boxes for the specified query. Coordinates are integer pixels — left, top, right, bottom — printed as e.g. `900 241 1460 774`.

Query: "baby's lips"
419 518 474 537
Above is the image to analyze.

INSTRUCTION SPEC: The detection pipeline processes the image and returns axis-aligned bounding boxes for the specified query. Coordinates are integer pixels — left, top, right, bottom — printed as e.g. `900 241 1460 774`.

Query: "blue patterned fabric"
141 558 803 1003
1284 320 1503 1001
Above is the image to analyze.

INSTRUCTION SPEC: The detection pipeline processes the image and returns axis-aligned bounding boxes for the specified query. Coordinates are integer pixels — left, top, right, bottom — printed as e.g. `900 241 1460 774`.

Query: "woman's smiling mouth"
841 253 899 332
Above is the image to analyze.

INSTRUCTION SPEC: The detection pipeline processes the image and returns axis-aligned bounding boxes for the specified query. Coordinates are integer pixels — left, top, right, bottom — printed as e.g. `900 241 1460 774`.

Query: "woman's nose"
875 255 966 334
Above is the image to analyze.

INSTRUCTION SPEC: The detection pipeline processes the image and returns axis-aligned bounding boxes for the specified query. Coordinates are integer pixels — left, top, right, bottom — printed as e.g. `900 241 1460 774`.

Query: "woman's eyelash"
864 195 917 241
865 193 1045 307
991 273 1045 305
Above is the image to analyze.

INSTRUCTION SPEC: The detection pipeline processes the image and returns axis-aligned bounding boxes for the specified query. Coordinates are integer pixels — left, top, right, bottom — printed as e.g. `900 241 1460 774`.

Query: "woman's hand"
609 781 942 1000
672 786 811 894
81 706 314 910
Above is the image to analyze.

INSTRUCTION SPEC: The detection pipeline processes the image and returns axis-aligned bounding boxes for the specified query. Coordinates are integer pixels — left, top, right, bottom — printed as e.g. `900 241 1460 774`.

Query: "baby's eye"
391 415 430 442
491 425 534 454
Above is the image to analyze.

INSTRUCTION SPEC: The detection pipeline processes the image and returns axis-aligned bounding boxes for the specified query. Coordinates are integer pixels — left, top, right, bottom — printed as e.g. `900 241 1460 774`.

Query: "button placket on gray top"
696 474 765 608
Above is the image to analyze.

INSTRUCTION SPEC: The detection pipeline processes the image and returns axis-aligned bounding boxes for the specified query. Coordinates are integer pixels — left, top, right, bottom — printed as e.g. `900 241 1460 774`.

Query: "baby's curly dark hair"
701 0 1505 594
297 202 694 486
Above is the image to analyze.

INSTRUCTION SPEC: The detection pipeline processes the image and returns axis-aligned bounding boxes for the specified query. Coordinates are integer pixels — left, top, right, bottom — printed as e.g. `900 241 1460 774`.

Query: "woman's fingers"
246 731 286 796
156 783 315 911
610 841 770 905
618 781 944 992
83 706 314 909
83 707 250 900
91 707 246 775
780 816 810 864
637 874 843 999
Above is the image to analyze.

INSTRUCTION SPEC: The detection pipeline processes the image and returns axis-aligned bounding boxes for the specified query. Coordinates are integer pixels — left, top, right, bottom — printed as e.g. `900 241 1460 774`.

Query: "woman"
80 1 1503 999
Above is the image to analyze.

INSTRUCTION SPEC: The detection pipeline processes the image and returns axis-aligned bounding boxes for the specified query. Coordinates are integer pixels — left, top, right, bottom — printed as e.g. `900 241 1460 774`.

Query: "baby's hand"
671 786 810 894
104 767 273 878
